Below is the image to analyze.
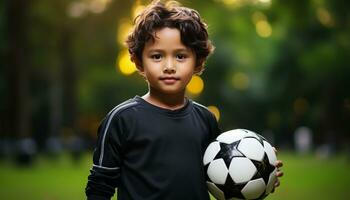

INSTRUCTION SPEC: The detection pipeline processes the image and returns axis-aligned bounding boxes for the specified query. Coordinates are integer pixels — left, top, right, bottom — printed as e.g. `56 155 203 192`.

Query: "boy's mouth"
159 76 180 84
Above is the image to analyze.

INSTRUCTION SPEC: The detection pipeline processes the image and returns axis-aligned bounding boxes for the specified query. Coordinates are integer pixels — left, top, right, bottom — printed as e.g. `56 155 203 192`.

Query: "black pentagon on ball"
251 153 276 184
213 141 244 167
217 175 246 199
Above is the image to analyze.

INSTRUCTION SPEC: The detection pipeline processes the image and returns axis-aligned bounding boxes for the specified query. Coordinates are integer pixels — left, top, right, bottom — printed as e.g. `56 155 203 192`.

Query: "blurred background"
0 0 349 199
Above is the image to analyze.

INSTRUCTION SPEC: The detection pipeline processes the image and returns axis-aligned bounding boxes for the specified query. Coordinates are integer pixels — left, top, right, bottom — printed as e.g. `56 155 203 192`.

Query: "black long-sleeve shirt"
86 96 220 200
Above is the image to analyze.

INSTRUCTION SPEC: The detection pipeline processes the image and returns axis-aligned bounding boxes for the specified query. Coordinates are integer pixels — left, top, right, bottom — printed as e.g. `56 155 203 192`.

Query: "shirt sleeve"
85 113 126 200
208 111 221 142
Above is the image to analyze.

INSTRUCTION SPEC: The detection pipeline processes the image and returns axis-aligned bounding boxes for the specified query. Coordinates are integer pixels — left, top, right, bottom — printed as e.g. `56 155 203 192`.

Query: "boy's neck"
142 92 186 110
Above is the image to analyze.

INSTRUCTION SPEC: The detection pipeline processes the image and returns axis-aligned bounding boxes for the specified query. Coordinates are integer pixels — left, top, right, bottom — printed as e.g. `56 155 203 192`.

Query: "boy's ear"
194 65 204 75
194 59 205 75
132 56 146 77
136 64 146 78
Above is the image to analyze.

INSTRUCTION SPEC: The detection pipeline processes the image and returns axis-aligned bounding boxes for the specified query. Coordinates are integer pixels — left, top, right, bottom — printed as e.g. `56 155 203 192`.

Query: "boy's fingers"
276 171 284 177
275 160 283 168
270 179 280 193
274 179 280 188
271 159 283 194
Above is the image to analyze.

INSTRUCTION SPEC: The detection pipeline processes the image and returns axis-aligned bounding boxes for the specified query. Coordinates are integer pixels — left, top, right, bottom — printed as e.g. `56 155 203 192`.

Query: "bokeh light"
217 0 271 8
132 4 146 19
221 0 242 7
67 0 111 17
207 105 221 121
67 2 87 18
232 72 250 90
256 20 272 38
317 7 334 27
258 0 271 6
117 20 133 45
88 0 111 14
252 11 272 38
117 49 137 75
186 75 204 95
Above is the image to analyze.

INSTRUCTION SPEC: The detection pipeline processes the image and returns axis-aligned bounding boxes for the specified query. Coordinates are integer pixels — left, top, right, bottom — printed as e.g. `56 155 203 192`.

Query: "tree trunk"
6 0 36 165
59 28 78 135
7 0 32 138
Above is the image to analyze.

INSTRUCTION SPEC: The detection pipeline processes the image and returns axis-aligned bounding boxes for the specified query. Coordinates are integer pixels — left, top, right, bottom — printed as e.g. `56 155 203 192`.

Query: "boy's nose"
163 66 176 73
163 60 176 73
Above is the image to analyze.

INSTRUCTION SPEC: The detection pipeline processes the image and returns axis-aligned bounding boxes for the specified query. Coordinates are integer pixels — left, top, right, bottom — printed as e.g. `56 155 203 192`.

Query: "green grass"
0 152 349 200
0 154 91 199
268 152 350 200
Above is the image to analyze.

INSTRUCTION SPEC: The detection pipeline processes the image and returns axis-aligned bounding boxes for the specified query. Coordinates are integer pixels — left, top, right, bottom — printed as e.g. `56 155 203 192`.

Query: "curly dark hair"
126 0 214 72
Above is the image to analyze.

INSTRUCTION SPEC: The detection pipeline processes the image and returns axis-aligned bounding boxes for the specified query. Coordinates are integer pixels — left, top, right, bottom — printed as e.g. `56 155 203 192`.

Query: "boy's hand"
271 147 284 193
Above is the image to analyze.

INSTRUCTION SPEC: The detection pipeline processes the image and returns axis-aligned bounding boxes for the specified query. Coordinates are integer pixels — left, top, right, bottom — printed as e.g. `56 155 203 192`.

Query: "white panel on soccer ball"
263 141 277 166
238 138 265 161
241 129 261 140
216 129 247 144
208 158 229 184
207 181 226 200
228 157 257 184
265 168 277 195
241 178 266 200
203 141 221 165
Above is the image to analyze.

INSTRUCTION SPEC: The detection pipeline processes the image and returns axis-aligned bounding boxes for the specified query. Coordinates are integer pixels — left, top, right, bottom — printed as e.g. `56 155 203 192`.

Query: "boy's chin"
161 90 185 95
151 88 186 96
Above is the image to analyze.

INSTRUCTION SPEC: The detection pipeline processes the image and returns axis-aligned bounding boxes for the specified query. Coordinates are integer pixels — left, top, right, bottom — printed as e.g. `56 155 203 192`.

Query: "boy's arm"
209 111 221 141
85 116 125 200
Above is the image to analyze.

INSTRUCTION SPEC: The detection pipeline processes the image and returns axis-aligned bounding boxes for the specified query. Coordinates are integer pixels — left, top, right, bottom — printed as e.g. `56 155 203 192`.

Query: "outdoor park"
1 0 349 199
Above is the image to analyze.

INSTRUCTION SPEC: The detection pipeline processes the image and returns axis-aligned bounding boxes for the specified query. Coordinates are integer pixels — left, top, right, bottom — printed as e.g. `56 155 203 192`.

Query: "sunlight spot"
208 106 221 121
117 20 133 45
133 4 146 19
117 49 137 75
67 2 87 18
221 0 244 8
317 7 334 27
186 75 204 95
88 0 108 14
232 72 250 90
256 20 272 38
258 0 271 6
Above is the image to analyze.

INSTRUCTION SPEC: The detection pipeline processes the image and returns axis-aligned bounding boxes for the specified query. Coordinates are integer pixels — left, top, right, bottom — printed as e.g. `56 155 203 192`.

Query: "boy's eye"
176 54 187 60
151 54 162 60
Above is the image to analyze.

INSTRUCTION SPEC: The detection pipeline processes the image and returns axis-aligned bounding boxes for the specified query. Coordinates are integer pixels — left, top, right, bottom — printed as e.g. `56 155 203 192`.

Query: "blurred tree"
4 0 36 164
6 0 31 138
1 0 349 157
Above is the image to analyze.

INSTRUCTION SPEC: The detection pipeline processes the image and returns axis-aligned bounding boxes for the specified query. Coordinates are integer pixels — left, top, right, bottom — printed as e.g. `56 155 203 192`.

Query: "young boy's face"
139 27 198 95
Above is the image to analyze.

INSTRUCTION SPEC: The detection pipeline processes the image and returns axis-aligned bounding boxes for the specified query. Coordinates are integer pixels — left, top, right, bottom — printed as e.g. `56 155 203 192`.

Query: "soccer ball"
203 129 277 200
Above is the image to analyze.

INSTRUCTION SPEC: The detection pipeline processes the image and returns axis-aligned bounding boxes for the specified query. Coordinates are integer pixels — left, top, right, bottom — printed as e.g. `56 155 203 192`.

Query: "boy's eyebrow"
147 48 190 53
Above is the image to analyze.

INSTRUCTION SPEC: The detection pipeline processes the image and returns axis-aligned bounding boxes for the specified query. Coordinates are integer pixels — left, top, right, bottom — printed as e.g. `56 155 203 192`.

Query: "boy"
85 1 283 200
